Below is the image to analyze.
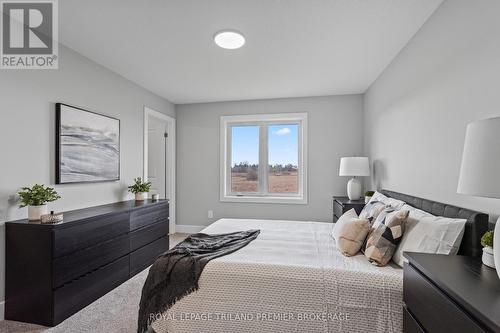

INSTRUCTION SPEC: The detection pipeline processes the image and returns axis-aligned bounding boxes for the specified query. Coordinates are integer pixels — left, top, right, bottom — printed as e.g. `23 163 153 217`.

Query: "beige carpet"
0 234 189 333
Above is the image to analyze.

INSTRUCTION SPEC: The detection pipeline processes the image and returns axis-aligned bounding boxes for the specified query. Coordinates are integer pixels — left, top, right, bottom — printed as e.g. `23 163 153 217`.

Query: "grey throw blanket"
137 229 261 333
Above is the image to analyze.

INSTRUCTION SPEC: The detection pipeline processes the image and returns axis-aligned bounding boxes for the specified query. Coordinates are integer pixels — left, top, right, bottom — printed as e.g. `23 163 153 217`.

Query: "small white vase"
135 192 147 201
482 246 495 269
494 217 500 278
28 205 48 221
365 196 372 204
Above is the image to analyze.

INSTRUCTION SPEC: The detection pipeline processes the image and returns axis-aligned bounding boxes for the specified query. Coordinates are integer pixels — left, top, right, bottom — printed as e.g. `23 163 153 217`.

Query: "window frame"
220 113 308 204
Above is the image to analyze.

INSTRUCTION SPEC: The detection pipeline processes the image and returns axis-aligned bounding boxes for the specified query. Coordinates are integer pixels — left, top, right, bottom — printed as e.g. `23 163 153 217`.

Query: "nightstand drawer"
332 197 365 222
333 201 344 220
404 263 484 333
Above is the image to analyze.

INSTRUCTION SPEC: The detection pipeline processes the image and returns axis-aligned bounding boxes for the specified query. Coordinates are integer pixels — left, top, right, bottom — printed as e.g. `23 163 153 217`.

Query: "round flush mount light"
214 30 245 49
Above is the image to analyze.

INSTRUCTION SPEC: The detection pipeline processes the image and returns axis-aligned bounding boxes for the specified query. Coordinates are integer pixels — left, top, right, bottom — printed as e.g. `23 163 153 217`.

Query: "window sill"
220 195 308 205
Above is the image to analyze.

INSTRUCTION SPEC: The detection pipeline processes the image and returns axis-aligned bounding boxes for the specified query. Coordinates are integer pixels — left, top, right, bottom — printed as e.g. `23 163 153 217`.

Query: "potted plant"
128 177 152 201
364 191 375 203
18 184 61 221
481 230 495 269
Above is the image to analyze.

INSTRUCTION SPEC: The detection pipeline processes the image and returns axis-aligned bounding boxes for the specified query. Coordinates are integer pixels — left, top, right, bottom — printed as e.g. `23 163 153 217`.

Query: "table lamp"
457 116 500 278
339 157 370 200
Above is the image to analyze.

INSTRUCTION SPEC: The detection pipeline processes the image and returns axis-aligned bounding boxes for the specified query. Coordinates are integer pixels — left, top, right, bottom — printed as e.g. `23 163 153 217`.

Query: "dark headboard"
381 190 488 257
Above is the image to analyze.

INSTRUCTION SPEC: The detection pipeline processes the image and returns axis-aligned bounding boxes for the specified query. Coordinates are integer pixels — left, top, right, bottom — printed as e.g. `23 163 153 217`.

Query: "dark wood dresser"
332 196 365 222
5 199 169 326
403 252 500 333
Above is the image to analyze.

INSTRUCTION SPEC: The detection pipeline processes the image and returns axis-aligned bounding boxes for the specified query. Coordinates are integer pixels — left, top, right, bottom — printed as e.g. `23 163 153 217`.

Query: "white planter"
482 246 495 269
365 196 372 204
135 192 147 201
28 204 48 221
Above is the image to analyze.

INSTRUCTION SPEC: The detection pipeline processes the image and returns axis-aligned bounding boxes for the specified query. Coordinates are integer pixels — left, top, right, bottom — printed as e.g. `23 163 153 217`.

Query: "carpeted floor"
0 233 189 333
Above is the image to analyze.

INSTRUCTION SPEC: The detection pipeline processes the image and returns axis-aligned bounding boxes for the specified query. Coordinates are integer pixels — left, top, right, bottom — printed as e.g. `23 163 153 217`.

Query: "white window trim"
220 112 308 204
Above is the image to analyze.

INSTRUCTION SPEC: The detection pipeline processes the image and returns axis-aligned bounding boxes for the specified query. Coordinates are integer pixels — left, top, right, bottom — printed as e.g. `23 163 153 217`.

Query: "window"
220 113 307 204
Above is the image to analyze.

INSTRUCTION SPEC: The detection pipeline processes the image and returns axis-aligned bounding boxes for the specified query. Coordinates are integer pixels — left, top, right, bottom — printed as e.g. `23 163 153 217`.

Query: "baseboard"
0 300 4 320
175 224 205 234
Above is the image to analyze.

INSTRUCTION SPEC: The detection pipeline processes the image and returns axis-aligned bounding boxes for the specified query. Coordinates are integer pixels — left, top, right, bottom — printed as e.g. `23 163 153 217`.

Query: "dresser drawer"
53 255 129 325
130 220 169 252
53 212 129 258
130 236 169 276
53 234 130 288
403 263 484 333
403 306 424 333
130 203 168 231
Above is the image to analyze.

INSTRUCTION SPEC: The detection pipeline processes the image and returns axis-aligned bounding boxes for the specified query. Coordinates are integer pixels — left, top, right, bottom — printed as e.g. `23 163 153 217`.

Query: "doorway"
143 107 176 234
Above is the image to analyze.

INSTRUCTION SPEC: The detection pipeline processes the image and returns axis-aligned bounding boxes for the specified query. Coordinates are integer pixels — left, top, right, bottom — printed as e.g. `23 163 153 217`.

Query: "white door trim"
144 106 176 234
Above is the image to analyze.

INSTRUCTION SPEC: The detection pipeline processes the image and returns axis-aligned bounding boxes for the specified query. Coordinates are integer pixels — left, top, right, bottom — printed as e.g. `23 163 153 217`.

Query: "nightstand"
403 252 500 333
332 196 365 222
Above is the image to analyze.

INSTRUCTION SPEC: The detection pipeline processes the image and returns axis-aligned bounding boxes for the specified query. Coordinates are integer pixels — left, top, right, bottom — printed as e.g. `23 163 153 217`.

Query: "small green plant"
18 184 61 207
481 230 494 248
364 191 375 197
128 177 152 194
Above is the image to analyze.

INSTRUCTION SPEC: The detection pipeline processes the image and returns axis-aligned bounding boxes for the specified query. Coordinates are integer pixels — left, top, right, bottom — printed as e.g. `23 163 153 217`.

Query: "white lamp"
457 116 500 278
339 157 370 200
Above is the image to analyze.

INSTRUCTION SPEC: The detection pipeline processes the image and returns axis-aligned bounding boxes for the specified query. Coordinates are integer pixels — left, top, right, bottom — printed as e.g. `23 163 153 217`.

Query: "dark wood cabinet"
332 196 365 222
403 253 500 333
5 199 169 327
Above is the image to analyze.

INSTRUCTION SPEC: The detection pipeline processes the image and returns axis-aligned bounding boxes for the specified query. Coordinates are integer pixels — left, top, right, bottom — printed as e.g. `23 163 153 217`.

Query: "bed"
150 190 488 333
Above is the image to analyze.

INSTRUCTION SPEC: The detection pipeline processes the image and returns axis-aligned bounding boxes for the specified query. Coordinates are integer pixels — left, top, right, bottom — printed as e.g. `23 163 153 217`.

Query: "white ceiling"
60 0 443 104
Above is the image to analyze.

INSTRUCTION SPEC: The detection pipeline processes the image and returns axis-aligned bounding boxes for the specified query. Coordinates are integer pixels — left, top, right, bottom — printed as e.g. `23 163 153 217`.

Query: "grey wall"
176 95 364 227
0 45 175 304
364 0 500 221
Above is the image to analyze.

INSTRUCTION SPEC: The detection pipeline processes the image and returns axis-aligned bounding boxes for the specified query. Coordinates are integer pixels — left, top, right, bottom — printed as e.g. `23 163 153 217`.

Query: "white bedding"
151 218 403 333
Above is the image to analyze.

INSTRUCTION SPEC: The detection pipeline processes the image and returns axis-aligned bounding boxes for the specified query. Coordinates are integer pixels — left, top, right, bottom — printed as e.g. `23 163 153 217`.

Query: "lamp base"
347 178 362 201
494 217 500 278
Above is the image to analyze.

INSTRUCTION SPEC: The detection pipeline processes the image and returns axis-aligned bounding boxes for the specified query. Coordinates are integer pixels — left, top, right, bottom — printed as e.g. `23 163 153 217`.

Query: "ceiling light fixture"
214 30 245 49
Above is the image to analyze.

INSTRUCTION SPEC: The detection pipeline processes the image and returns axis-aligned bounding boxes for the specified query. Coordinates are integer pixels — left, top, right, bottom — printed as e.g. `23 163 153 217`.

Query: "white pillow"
371 191 405 210
392 205 466 267
332 208 358 242
401 203 434 218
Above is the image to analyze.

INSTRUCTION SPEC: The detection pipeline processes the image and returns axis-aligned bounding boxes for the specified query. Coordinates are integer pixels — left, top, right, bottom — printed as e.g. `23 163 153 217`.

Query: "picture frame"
56 103 120 184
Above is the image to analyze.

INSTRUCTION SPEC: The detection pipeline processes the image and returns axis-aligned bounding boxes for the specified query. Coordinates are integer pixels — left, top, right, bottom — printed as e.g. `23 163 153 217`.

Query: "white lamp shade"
457 116 500 198
339 157 370 177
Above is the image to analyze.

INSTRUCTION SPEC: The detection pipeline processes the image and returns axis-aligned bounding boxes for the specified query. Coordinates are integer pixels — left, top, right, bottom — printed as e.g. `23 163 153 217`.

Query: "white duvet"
152 219 403 333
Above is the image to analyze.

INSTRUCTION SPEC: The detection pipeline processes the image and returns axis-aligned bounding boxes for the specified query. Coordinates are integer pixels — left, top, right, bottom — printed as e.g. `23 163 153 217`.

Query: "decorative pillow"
364 208 409 266
332 208 358 241
336 217 371 256
392 204 466 267
371 191 406 210
359 199 387 223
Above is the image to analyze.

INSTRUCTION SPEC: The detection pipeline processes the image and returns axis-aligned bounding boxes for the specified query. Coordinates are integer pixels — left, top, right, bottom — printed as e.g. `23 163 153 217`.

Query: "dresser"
332 196 365 222
5 199 169 326
403 252 500 333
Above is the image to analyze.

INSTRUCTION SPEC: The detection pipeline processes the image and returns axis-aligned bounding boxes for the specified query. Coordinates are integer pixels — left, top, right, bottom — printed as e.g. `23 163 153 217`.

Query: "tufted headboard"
381 190 488 257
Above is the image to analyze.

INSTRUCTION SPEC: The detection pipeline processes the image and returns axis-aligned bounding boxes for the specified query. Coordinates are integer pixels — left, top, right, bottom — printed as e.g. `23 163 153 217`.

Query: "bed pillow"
364 208 409 266
392 205 466 267
400 203 434 219
334 212 370 256
332 208 359 241
371 191 406 210
359 199 387 223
